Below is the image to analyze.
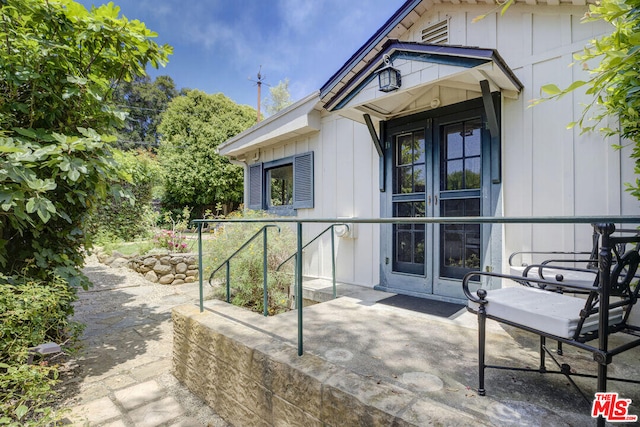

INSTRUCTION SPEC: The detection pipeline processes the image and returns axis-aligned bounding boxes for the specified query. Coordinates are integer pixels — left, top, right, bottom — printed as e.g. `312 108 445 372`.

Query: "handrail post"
293 254 298 303
263 226 269 317
225 262 230 303
297 222 303 356
331 225 337 299
198 222 204 313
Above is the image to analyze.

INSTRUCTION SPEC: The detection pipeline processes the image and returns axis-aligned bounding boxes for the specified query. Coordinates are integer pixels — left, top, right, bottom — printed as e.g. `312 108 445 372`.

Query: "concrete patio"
173 282 640 426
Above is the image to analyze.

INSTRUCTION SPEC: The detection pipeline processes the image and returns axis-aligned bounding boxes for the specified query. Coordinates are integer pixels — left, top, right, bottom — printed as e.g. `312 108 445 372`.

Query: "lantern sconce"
377 54 401 93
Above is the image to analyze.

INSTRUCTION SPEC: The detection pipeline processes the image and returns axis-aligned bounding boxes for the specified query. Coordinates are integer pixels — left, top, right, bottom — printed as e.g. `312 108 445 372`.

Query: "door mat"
376 294 465 318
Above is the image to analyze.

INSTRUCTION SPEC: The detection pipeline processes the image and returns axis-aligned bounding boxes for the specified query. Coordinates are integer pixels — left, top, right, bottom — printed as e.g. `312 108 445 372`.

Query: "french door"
384 105 490 300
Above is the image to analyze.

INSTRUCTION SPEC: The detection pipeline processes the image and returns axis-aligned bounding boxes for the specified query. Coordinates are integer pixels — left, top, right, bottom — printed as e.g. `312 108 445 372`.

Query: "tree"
0 0 171 288
113 75 179 149
264 78 293 116
158 90 256 214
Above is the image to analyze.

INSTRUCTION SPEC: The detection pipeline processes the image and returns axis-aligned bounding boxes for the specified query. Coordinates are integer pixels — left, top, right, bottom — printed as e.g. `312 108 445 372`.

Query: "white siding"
242 3 637 288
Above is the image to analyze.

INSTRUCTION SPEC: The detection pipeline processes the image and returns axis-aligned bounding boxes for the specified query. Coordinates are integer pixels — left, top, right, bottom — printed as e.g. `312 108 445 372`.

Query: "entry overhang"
324 41 523 124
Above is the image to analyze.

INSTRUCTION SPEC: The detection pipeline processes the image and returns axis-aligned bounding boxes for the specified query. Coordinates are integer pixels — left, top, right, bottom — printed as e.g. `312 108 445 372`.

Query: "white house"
218 0 639 303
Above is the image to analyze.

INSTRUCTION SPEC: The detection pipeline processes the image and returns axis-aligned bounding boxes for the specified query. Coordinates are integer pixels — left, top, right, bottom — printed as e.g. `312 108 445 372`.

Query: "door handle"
434 195 438 205
428 195 431 206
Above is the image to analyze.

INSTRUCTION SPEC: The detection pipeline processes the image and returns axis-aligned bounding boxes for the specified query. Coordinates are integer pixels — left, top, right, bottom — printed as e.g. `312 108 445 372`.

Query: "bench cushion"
468 287 624 339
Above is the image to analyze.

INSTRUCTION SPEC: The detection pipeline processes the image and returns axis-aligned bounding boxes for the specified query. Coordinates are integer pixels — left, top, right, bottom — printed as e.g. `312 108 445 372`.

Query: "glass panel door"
392 130 427 276
438 118 483 281
383 104 490 300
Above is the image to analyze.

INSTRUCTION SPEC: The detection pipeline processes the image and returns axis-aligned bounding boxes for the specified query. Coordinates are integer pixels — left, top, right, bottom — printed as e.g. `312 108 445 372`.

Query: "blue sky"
78 0 406 110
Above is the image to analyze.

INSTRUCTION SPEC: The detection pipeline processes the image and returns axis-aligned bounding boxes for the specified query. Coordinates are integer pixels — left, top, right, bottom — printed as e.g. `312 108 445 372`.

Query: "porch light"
377 54 401 92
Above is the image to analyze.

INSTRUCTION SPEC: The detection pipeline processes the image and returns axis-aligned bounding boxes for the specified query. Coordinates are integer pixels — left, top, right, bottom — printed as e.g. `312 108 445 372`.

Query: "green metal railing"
276 223 349 300
207 224 280 317
193 215 640 359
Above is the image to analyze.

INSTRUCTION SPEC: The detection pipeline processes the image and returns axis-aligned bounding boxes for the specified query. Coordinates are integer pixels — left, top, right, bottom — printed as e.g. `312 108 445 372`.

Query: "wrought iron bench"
462 224 640 420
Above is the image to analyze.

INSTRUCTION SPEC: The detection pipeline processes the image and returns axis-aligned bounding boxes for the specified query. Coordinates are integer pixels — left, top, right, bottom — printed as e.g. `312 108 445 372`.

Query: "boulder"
144 271 158 283
175 262 188 274
143 257 158 267
111 257 130 269
153 264 172 275
159 274 175 285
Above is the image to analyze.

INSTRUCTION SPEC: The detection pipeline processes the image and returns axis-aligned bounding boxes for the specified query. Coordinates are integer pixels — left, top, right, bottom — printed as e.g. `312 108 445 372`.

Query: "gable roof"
320 0 594 107
326 40 523 113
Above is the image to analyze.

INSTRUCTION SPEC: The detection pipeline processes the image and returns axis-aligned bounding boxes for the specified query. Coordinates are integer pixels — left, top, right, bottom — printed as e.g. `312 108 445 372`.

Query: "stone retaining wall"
128 253 198 285
97 250 199 285
172 304 414 426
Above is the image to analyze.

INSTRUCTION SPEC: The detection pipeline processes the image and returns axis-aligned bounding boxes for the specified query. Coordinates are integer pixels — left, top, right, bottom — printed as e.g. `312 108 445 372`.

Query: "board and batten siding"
243 3 638 289
401 5 638 266
246 115 380 287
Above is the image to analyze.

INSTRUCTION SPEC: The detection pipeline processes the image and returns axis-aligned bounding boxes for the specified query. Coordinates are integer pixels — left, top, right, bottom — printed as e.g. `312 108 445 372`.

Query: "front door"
380 101 494 301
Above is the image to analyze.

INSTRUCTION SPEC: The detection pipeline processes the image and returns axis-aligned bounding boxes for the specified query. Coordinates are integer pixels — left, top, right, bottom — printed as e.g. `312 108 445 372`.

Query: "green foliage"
0 274 82 425
158 90 256 213
0 0 171 288
113 75 179 148
264 78 293 116
206 211 295 315
153 229 188 253
0 1 170 423
88 149 161 241
534 0 640 198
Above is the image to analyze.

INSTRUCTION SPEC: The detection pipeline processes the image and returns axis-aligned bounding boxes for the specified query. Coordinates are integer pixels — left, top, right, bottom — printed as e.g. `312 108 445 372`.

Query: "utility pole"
249 66 268 123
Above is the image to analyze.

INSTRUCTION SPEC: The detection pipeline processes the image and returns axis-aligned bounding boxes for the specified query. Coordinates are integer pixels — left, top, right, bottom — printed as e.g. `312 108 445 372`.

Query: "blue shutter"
248 163 263 210
293 152 314 209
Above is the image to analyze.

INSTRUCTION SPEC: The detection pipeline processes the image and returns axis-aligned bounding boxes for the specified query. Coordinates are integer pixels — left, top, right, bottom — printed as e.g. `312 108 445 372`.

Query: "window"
267 165 293 207
247 151 314 212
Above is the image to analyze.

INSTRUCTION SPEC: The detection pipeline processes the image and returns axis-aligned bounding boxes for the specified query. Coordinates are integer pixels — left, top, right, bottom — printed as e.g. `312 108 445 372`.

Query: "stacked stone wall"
97 250 199 286
129 253 198 285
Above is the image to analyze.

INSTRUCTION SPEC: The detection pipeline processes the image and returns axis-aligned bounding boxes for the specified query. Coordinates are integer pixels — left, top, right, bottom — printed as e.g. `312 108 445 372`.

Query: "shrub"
0 274 83 424
88 149 161 241
205 210 295 315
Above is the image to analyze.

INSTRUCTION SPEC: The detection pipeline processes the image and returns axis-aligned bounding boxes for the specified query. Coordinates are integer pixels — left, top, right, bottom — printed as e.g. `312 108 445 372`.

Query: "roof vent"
421 19 448 44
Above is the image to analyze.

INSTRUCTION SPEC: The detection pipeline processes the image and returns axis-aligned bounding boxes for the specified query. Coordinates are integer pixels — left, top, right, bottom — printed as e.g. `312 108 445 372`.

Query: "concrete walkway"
61 256 229 427
60 256 640 426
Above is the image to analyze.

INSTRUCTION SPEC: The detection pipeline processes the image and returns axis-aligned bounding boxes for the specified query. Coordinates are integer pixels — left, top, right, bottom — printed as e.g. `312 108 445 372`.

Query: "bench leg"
539 336 547 372
478 305 486 396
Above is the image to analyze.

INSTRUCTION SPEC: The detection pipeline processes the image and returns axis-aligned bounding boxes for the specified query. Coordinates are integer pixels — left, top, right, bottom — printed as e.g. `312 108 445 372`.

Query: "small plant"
153 229 188 253
0 273 83 425
205 210 295 315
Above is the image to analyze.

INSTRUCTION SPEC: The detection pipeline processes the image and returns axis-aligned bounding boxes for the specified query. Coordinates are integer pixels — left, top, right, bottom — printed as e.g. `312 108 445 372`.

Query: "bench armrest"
462 270 598 305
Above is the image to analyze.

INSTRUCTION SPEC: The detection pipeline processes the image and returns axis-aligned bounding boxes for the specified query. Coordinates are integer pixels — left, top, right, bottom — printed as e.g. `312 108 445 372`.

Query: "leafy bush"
0 274 83 425
206 211 295 315
0 0 171 289
88 149 161 241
